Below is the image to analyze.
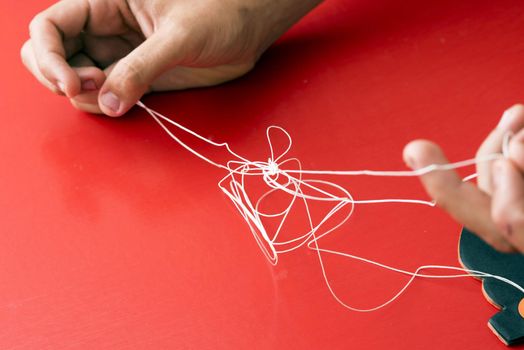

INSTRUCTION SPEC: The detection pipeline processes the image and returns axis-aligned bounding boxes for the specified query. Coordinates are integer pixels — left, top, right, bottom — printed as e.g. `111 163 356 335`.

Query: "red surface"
2 1 524 349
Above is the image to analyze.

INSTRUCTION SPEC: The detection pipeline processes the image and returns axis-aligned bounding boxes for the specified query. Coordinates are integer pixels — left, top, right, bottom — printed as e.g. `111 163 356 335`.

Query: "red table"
2 0 524 349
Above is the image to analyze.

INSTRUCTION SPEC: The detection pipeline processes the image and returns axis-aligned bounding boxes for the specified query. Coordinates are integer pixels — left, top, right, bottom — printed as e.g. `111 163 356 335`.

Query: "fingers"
403 140 514 252
98 29 186 116
74 65 105 92
497 126 524 252
476 104 524 194
21 40 63 95
70 92 103 114
491 159 524 253
68 53 106 114
68 62 107 114
68 52 106 92
22 37 106 114
82 33 137 68
28 0 90 97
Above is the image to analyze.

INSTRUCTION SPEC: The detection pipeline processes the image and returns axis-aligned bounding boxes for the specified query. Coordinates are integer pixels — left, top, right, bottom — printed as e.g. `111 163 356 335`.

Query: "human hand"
21 0 321 116
403 104 524 253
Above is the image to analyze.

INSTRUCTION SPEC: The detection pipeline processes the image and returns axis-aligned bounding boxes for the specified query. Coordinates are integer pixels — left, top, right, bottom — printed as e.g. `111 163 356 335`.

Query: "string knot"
264 159 279 176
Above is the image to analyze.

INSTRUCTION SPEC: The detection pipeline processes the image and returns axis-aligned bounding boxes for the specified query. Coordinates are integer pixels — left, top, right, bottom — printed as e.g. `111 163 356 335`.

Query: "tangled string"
138 101 523 312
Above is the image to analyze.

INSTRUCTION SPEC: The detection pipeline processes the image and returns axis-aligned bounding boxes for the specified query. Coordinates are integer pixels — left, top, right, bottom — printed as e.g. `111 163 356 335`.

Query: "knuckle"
506 104 524 125
166 21 190 42
164 19 192 44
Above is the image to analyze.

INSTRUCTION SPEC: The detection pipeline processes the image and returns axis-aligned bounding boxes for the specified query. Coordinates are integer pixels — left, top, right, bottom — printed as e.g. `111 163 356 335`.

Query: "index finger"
29 0 90 97
404 140 514 252
476 104 524 193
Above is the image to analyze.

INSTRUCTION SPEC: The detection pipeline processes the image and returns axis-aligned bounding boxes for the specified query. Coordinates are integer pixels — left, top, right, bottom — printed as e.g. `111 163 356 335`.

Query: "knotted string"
137 101 523 311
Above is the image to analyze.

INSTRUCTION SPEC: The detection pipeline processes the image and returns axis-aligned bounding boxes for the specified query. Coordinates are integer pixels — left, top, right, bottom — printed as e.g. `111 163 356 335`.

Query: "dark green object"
459 227 524 346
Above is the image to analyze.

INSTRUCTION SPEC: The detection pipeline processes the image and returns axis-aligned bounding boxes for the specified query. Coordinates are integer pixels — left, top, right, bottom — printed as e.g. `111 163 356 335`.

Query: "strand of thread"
137 101 523 312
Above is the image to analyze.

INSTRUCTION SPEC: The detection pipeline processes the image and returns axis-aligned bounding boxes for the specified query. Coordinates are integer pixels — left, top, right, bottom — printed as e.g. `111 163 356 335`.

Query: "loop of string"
137 101 523 311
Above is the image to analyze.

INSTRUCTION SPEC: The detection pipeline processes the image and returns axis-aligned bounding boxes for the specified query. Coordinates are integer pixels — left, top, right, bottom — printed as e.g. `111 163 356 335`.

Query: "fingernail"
100 91 121 114
57 81 66 94
81 80 97 91
498 109 515 130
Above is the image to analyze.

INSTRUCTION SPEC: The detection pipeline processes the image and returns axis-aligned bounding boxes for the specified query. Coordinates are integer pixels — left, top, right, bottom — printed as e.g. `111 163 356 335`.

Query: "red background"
1 1 524 349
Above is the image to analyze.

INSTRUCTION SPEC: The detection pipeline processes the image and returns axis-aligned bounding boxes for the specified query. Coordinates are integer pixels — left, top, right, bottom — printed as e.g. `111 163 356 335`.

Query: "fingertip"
73 66 106 93
70 98 103 114
505 103 524 114
98 89 129 117
97 62 142 117
403 139 442 169
96 64 126 117
498 103 524 130
403 139 425 169
55 71 81 98
69 66 119 116
69 84 103 115
20 40 31 67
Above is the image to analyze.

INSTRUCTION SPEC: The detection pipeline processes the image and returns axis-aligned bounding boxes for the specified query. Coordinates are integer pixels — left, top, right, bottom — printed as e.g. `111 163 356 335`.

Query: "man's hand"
403 104 524 253
21 0 321 116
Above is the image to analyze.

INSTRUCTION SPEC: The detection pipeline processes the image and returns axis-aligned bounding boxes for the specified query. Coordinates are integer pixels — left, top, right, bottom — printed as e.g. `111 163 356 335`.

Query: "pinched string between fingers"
137 101 524 311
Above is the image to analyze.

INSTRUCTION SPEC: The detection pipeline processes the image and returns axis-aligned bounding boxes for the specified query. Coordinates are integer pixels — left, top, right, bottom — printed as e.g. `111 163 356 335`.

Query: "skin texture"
404 104 524 254
21 0 322 116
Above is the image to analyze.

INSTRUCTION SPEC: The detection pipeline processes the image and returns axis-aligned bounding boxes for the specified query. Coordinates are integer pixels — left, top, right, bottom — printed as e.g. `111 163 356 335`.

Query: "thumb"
98 29 184 116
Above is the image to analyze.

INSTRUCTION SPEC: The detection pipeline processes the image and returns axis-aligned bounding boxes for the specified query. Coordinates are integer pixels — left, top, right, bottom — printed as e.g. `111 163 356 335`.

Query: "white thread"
137 101 524 311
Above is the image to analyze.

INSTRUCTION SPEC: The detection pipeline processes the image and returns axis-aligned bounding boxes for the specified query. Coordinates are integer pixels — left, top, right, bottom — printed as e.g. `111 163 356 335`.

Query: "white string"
137 101 524 311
